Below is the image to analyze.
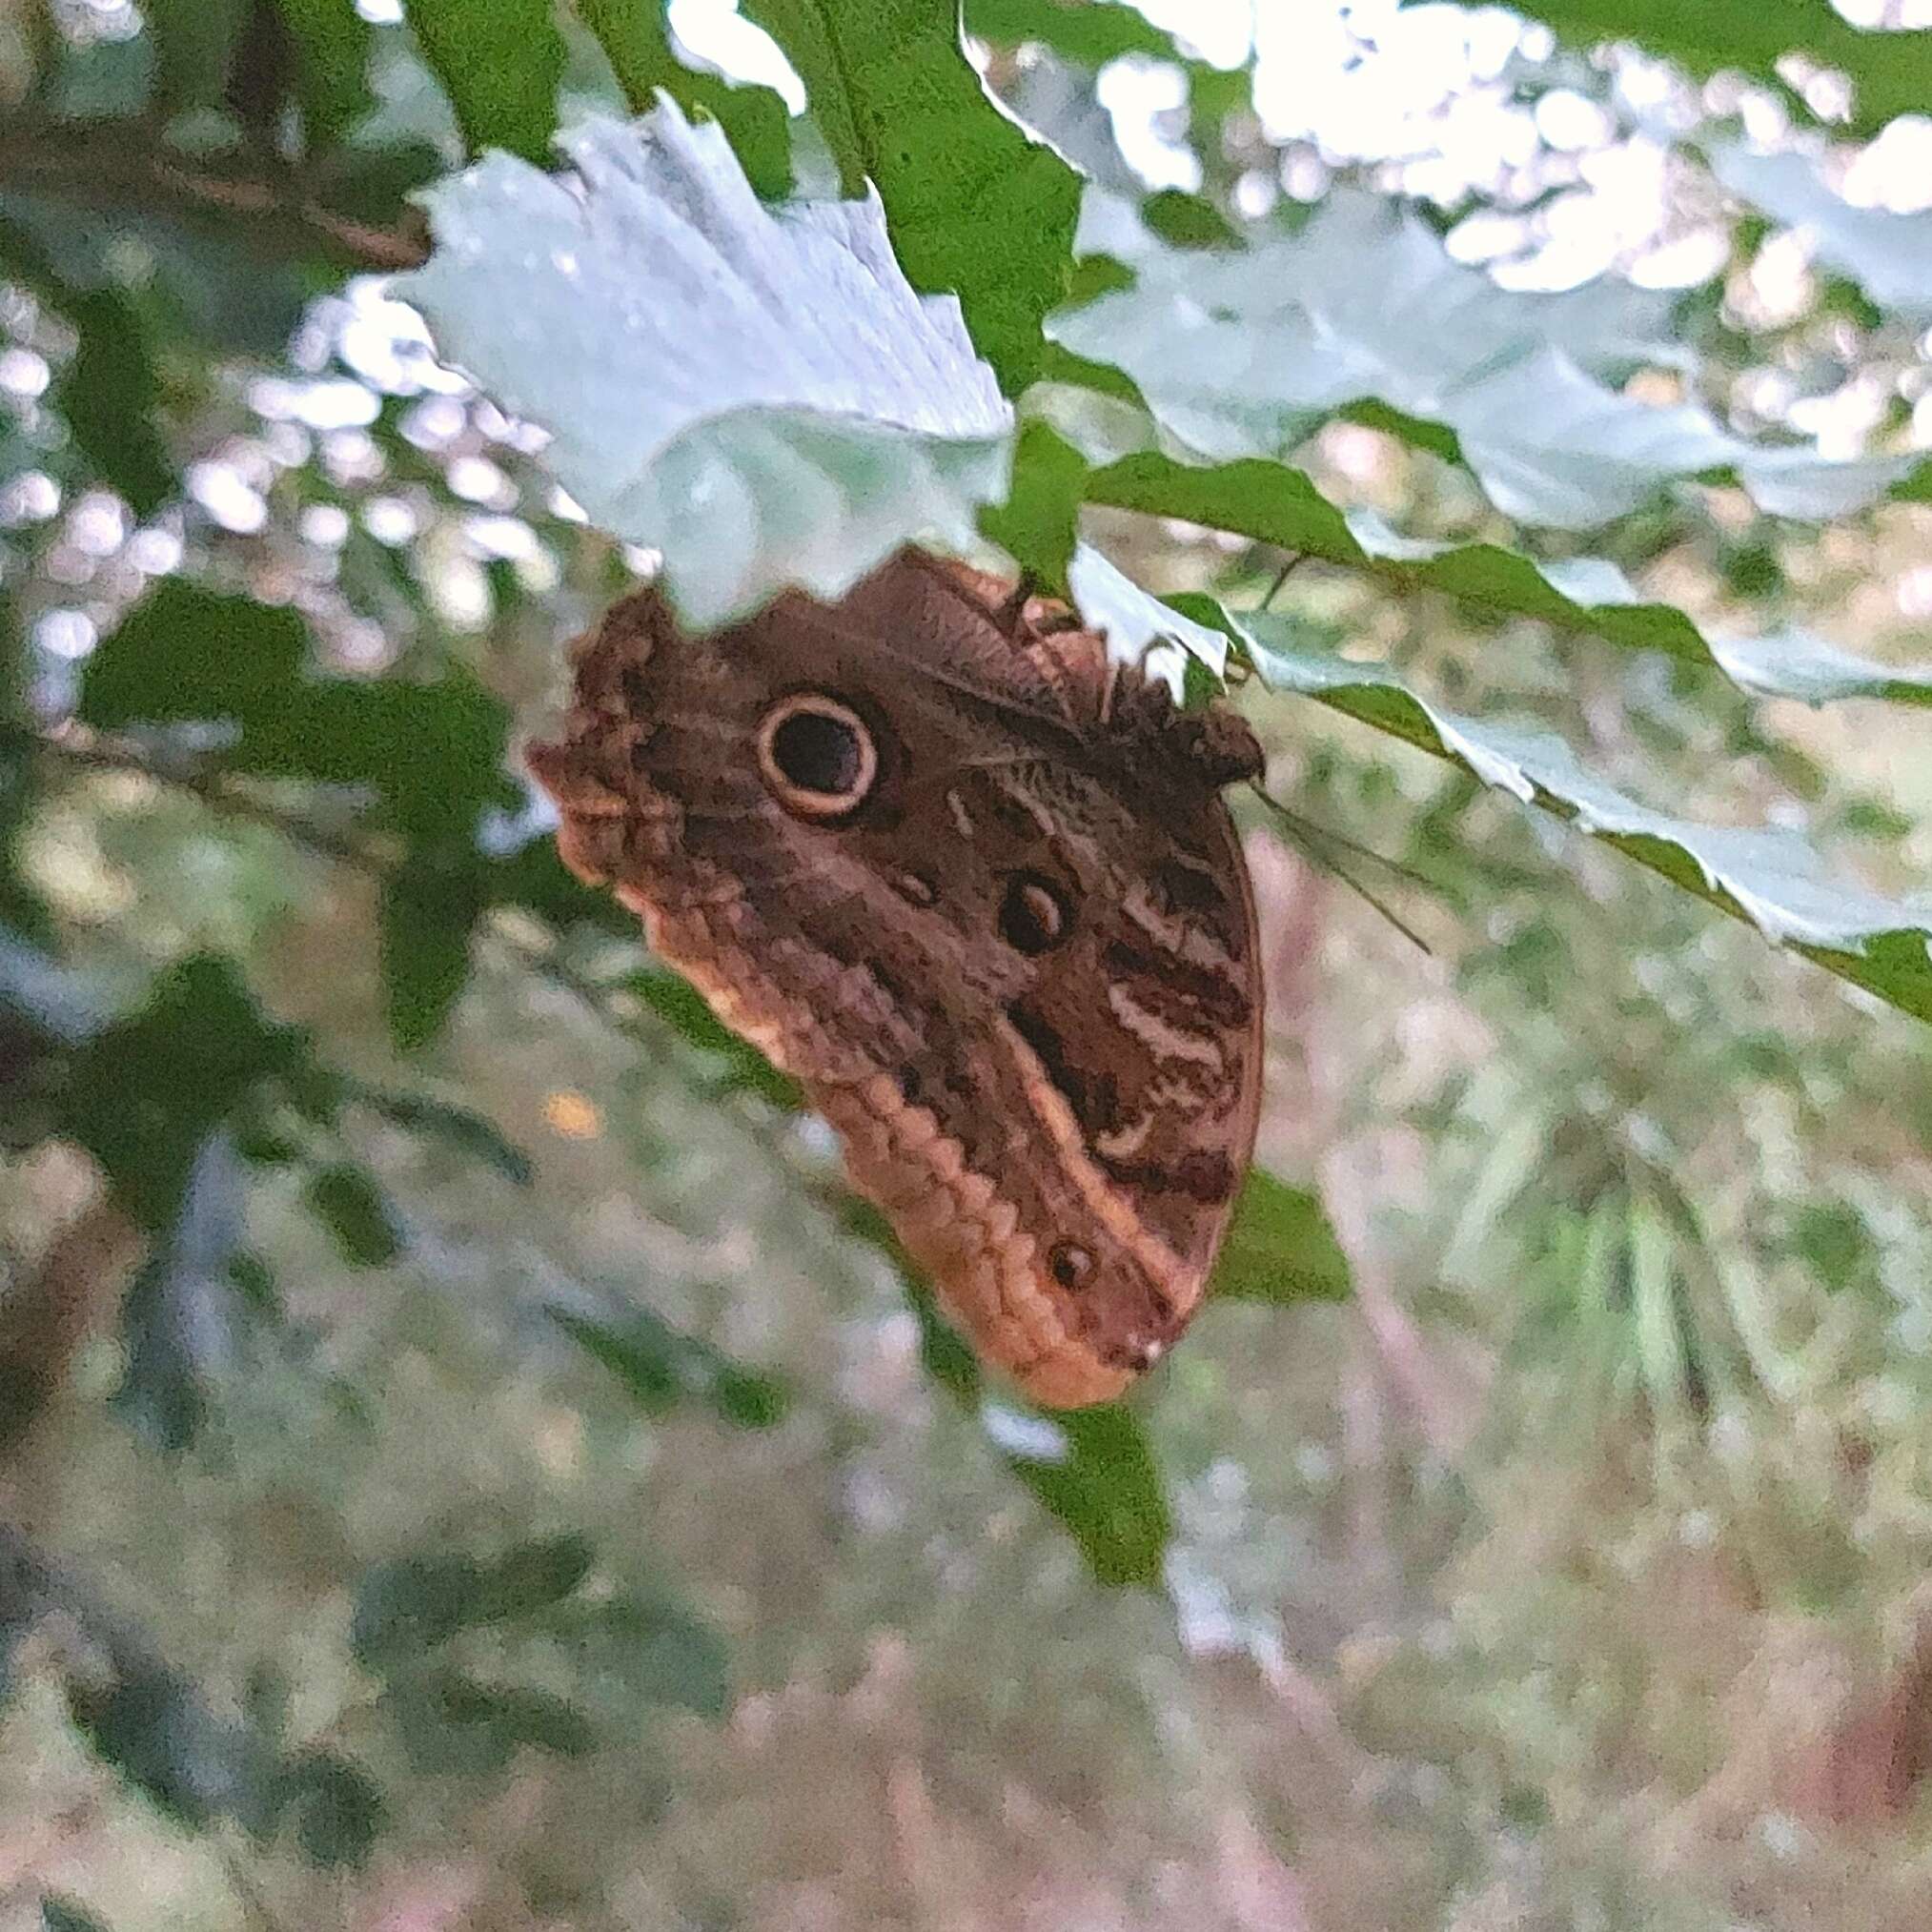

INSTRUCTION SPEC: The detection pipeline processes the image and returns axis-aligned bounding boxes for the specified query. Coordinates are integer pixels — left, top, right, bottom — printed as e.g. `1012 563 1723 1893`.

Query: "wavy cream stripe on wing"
1121 882 1241 975
1105 982 1226 1070
995 1016 1196 1301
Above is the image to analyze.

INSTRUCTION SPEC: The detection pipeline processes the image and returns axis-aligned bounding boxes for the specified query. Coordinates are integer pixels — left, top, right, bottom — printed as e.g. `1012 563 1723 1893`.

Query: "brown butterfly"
527 549 1264 1407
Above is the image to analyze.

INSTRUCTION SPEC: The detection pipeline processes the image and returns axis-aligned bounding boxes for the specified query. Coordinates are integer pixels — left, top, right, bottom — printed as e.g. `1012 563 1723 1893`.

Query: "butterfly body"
528 550 1264 1407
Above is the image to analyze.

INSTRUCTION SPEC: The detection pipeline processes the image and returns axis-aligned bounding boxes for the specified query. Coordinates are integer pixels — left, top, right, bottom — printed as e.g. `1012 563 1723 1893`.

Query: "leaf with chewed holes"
396 102 1014 629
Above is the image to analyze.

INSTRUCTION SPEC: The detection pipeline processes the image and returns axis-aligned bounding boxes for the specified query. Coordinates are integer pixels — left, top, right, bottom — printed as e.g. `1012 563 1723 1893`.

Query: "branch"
6 722 387 875
0 125 428 273
0 1196 144 1463
11 722 839 1201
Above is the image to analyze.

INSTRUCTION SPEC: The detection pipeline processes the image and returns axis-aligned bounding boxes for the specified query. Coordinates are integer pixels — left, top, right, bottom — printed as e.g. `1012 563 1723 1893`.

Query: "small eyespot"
1048 1242 1093 1291
893 871 938 907
999 871 1071 954
757 694 878 819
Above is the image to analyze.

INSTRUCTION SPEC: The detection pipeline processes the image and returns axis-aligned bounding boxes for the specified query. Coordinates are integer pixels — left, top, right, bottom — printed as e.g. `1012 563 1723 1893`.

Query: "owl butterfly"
527 549 1265 1408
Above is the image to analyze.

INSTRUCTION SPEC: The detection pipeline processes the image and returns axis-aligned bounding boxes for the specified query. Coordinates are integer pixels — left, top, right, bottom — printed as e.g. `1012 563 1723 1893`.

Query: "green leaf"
273 1751 387 1866
390 1671 596 1773
302 1162 402 1267
1140 188 1241 251
1329 520 1932 710
1705 627 1932 709
0 217 173 516
351 1555 487 1668
987 1401 1170 1589
1067 541 1229 681
1211 1169 1351 1305
69 1647 275 1829
0 589 36 926
1 1531 39 1697
626 966 803 1108
226 1249 279 1309
145 0 254 117
575 0 792 197
80 581 306 731
548 1308 679 1414
401 0 563 161
966 0 1174 64
742 0 1080 391
470 1534 597 1620
60 954 326 1229
1053 187 1922 528
42 1902 113 1932
338 679 516 839
553 1596 733 1718
81 581 516 836
549 1304 790 1429
0 180 316 356
57 284 178 519
377 847 486 1050
896 1269 984 1405
707 1363 789 1429
978 417 1086 588
351 1088 534 1184
489 829 638 933
0 824 50 958
1712 145 1932 322
1 1529 47 1700
1228 613 1932 1027
20 1539 288 1840
0 1007 63 1167
112 1130 250 1452
351 1535 594 1669
1788 1199 1876 1291
1478 0 1932 138
397 105 1012 627
1070 452 1932 710
274 0 378 148
847 1209 1170 1588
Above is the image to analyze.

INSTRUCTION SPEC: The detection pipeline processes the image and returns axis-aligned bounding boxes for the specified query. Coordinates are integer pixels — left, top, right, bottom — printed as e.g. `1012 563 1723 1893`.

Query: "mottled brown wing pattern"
527 550 1265 1408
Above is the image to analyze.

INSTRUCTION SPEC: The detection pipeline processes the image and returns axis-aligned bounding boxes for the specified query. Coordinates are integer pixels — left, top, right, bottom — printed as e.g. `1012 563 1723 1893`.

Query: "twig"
15 722 849 1227
216 1841 296 1932
1261 555 1307 609
0 130 428 273
9 722 388 877
152 159 429 270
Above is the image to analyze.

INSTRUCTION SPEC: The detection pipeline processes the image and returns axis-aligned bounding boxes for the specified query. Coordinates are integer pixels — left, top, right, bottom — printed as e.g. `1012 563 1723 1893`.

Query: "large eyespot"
999 870 1072 954
756 693 878 819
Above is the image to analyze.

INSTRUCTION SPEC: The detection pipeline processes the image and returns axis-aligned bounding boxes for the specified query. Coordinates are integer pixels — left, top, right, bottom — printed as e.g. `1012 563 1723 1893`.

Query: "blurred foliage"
1475 0 1932 135
1 0 1930 1927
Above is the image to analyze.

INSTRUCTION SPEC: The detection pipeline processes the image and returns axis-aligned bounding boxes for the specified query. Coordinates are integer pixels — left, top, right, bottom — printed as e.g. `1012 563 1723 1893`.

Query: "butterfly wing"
529 552 1265 1408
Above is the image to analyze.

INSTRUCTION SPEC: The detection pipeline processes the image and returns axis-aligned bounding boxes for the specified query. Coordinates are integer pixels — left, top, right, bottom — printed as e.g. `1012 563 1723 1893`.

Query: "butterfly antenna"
1249 783 1437 958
